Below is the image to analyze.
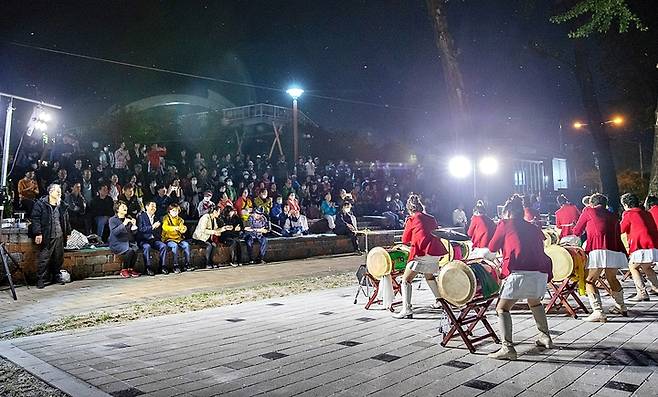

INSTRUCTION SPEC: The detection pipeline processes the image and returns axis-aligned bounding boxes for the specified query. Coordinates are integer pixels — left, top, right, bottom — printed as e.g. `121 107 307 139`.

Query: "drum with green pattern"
388 245 410 272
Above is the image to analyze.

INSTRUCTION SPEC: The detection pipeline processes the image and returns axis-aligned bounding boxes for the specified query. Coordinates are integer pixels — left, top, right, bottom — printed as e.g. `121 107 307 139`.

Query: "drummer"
573 193 628 322
644 195 658 227
393 194 448 319
487 194 553 360
467 200 496 260
620 193 658 301
555 194 581 245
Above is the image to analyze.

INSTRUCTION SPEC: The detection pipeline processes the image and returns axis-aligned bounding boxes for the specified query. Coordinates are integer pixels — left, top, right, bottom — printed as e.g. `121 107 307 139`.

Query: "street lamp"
286 87 304 166
449 155 498 198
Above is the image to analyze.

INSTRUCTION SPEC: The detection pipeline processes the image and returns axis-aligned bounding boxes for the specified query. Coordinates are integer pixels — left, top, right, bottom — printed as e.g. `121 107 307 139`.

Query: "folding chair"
545 279 589 318
438 295 500 353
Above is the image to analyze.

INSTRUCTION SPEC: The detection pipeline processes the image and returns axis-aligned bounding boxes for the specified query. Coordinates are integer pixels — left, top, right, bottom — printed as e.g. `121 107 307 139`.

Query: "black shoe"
161 268 169 275
185 265 194 272
36 280 45 289
146 269 155 276
174 267 181 274
249 260 255 265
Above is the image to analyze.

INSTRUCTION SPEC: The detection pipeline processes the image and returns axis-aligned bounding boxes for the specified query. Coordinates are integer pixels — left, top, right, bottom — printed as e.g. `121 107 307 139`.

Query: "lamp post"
286 87 304 168
573 116 636 176
448 155 498 199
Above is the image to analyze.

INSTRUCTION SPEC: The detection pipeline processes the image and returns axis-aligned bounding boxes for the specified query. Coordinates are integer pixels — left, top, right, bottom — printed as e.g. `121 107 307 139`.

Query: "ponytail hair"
589 193 608 208
406 194 425 214
473 200 486 215
502 194 524 219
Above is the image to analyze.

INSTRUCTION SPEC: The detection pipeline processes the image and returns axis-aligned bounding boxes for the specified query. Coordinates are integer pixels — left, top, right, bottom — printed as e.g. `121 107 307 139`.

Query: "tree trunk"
426 0 470 148
573 40 620 211
649 98 658 195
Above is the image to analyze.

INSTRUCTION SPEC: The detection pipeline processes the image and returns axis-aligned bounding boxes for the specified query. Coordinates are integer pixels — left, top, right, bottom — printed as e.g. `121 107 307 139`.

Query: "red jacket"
620 207 658 253
573 206 625 254
467 214 496 248
555 203 581 238
402 212 448 261
488 218 552 280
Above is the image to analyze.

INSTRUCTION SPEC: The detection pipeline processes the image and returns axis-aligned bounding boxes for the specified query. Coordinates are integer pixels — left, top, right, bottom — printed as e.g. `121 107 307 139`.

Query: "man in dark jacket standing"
31 184 71 289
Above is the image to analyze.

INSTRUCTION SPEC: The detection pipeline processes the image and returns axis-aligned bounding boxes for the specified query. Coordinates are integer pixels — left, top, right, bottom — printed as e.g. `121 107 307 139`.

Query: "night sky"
0 1 655 156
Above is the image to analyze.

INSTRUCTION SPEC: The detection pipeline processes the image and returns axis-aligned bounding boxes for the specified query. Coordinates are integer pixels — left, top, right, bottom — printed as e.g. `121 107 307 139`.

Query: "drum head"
438 260 476 306
545 245 574 281
366 247 392 280
439 239 455 266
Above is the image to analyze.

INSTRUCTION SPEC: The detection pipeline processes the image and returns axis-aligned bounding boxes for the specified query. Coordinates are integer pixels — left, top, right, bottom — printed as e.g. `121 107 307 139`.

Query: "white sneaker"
584 310 607 323
536 333 554 349
392 309 413 319
488 345 517 360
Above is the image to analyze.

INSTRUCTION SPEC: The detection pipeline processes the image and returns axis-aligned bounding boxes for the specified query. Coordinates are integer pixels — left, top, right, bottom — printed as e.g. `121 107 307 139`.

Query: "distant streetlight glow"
479 156 499 174
573 121 584 129
448 156 472 178
612 116 623 126
286 87 304 100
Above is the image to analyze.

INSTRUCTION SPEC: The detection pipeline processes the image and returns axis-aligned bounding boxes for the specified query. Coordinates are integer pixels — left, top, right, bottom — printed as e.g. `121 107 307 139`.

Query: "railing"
222 103 317 127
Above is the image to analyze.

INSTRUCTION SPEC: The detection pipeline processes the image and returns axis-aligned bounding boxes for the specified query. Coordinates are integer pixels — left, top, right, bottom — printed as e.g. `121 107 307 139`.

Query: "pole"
292 98 299 167
472 159 477 201
639 140 644 179
2 98 14 188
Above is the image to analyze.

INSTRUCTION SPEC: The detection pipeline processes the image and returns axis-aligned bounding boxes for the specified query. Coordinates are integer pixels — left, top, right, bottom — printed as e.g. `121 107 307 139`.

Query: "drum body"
451 241 471 261
388 244 410 272
545 245 588 281
439 239 455 266
542 228 559 247
366 245 410 279
468 260 501 299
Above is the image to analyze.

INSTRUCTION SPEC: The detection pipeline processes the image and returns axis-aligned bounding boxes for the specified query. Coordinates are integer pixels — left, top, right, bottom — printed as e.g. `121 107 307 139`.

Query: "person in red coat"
486 194 553 360
393 194 448 319
573 193 627 322
467 200 496 260
554 194 581 244
621 193 658 301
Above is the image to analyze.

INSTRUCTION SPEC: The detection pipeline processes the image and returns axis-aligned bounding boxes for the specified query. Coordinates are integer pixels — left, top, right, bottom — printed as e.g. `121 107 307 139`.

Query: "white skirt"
406 255 441 274
629 248 658 264
588 249 628 269
500 271 548 300
560 235 581 246
469 247 497 261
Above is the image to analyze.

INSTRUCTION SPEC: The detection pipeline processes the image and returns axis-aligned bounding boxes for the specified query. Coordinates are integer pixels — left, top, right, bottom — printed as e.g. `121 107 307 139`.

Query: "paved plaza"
2 261 658 396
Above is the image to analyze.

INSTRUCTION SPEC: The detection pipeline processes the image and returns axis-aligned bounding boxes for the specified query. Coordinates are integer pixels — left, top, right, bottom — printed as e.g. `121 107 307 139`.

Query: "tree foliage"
550 0 648 38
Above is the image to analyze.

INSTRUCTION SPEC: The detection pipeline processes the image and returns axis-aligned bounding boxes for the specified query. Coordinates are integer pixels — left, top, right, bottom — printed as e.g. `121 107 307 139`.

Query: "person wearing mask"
64 182 87 233
452 203 468 230
108 201 140 279
90 184 115 240
487 194 553 360
197 191 215 218
18 170 39 215
283 209 309 237
287 192 301 214
108 174 121 201
193 205 224 269
320 192 337 230
235 188 254 222
117 183 142 219
573 193 628 322
555 194 581 245
620 193 658 301
270 196 286 227
467 200 496 260
218 205 243 266
53 169 70 194
254 189 273 215
334 201 360 253
217 191 233 211
225 178 237 201
381 193 402 229
161 203 192 273
244 207 270 264
136 201 167 276
392 194 448 319
154 185 173 218
31 184 71 289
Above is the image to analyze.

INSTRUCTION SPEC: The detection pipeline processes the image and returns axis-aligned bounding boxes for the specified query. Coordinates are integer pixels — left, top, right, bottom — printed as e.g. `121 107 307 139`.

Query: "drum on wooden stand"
439 239 456 266
467 259 501 299
545 245 588 282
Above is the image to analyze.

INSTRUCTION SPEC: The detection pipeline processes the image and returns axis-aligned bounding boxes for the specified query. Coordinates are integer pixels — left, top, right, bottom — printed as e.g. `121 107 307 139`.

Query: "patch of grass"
2 272 355 340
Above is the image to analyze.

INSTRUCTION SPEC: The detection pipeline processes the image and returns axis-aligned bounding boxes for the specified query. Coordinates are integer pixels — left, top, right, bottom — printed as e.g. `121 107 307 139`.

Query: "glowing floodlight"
449 156 472 178
479 156 499 174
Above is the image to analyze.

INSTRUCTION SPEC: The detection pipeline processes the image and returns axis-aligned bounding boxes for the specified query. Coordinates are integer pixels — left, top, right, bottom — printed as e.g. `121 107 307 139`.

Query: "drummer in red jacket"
486 194 553 360
620 193 658 301
467 200 496 260
393 194 448 319
555 194 581 245
573 193 628 322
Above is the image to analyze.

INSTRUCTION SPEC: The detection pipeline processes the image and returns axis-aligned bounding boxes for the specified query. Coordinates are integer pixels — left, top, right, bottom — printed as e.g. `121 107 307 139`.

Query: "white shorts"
560 235 581 246
406 255 441 275
500 271 547 300
587 249 628 269
629 248 658 264
469 247 497 261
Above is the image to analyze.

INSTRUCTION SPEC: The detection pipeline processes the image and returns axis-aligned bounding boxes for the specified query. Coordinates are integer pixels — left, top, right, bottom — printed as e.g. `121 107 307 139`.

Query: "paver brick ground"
2 258 658 396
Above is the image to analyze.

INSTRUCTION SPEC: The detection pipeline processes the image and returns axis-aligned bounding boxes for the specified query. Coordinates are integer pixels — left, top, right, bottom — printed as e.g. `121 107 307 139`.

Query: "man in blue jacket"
137 200 167 276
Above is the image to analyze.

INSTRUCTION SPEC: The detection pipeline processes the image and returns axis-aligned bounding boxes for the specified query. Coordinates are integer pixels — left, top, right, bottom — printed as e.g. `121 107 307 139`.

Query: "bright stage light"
449 156 472 178
286 87 304 99
39 111 52 122
479 156 499 174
